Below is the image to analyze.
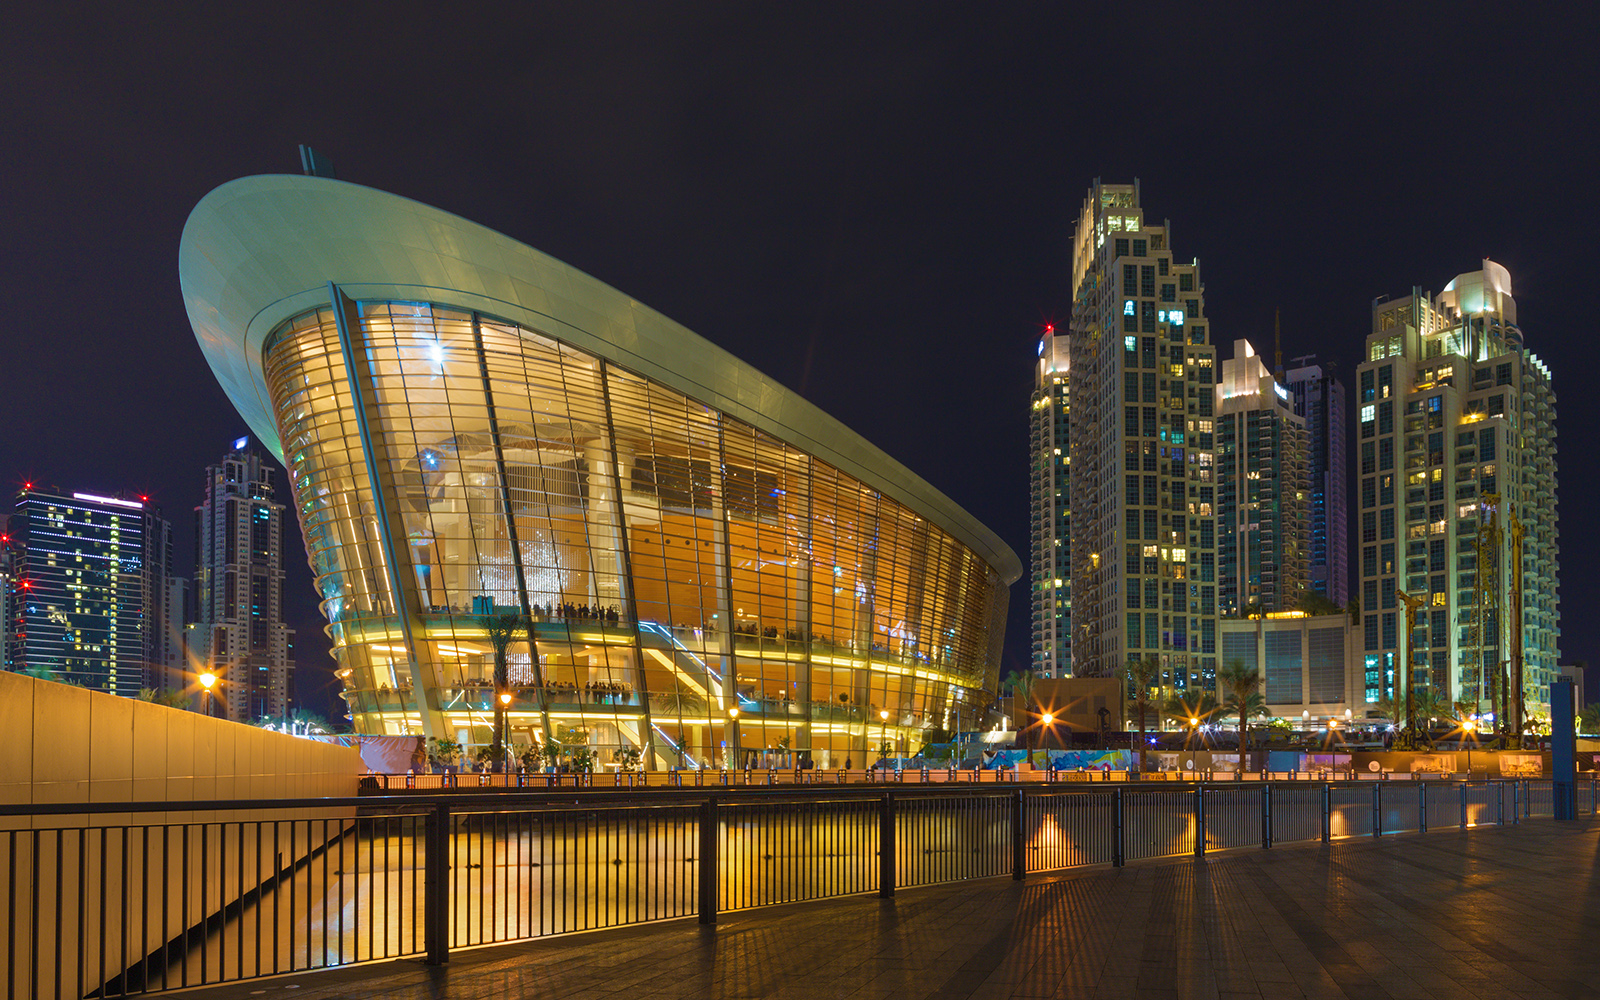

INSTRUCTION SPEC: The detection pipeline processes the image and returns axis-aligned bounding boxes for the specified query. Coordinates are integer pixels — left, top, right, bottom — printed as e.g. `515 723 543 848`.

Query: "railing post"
1524 778 1532 819
424 801 451 965
1012 789 1027 880
1262 784 1272 849
1513 781 1521 825
1418 781 1427 833
1322 782 1331 844
1460 781 1468 830
1113 787 1125 867
1497 781 1505 825
1193 785 1205 858
879 793 896 898
699 797 719 924
1372 783 1381 838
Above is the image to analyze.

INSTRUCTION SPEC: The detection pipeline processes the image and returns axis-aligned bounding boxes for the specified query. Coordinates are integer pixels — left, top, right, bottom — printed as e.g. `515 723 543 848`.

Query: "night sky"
4 6 1595 721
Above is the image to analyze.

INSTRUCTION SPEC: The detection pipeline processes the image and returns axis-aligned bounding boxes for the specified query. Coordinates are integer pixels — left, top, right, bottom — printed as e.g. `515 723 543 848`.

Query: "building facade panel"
1220 614 1363 725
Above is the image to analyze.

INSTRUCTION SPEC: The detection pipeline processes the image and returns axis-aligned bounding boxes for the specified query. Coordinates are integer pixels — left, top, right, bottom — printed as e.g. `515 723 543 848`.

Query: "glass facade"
263 301 1007 769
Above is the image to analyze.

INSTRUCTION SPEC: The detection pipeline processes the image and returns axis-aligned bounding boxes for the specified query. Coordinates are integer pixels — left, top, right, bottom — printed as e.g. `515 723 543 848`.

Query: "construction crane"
1395 587 1427 749
1508 508 1526 749
1471 494 1506 739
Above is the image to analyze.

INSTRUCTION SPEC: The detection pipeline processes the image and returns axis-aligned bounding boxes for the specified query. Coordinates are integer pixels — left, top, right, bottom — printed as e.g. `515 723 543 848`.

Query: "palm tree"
480 612 526 772
1373 690 1405 728
1161 689 1222 755
1578 704 1600 736
1413 688 1450 730
1162 690 1220 724
138 687 193 709
1117 655 1160 774
1217 659 1263 757
289 707 331 733
1002 668 1041 756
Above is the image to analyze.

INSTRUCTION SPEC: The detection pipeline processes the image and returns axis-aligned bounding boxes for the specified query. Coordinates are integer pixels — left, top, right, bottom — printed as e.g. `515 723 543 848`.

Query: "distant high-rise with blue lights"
6 487 172 697
195 438 293 721
1284 355 1349 607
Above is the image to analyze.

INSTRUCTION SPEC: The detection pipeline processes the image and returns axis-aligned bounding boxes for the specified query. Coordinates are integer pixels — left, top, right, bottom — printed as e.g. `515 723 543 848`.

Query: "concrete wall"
0 669 362 811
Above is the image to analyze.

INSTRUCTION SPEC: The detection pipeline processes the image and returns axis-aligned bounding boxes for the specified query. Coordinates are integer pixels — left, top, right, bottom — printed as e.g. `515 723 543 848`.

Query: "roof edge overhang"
179 174 1021 584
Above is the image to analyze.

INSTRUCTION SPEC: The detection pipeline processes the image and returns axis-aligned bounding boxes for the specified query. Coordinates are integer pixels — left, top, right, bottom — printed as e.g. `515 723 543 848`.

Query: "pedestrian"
844 756 852 770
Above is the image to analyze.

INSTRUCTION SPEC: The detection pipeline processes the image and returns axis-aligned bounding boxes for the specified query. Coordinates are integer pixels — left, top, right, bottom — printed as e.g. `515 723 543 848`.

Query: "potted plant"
426 736 464 774
569 746 596 773
617 745 642 771
518 742 547 772
472 744 506 771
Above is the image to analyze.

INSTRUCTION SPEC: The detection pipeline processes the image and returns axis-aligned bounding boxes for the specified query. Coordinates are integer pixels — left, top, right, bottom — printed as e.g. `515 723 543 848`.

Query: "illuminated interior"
263 302 1007 768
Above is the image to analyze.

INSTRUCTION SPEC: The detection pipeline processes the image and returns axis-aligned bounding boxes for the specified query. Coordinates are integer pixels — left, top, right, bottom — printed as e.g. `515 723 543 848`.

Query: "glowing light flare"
73 492 143 509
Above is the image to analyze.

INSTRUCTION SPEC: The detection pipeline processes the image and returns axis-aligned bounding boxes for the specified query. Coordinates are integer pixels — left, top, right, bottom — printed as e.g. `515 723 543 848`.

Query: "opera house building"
180 175 1020 769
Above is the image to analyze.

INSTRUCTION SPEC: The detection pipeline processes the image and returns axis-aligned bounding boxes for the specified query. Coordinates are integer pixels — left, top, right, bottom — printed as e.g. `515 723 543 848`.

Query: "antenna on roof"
1273 308 1284 381
298 145 337 179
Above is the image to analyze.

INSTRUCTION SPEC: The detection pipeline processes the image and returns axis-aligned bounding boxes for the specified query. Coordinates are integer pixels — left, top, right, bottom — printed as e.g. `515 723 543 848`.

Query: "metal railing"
1 777 1590 998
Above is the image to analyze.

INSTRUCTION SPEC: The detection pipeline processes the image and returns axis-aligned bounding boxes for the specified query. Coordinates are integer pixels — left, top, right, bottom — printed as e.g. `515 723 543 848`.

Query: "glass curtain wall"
264 300 1004 769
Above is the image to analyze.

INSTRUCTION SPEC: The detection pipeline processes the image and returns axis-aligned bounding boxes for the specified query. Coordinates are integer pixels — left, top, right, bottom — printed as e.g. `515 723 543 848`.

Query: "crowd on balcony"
543 680 636 704
533 603 623 625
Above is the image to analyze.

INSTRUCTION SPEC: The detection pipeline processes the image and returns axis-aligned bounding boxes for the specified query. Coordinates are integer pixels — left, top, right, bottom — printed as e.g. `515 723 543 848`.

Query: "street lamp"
198 671 217 719
499 690 514 774
1187 716 1199 751
880 708 890 761
728 706 740 770
1463 717 1478 776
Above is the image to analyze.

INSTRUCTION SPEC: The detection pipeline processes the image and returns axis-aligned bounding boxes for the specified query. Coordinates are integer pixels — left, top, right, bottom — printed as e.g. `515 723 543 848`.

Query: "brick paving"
187 820 1598 1000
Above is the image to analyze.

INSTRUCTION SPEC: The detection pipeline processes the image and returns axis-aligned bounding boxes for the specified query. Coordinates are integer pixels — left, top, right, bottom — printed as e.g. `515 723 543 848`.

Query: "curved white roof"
180 174 1021 584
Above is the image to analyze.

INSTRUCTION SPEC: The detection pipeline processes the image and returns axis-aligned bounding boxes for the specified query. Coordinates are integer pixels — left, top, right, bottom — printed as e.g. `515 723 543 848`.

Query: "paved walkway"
189 820 1599 1000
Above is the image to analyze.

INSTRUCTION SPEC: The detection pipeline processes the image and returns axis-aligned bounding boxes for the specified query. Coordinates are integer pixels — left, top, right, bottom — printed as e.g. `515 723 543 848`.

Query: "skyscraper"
195 439 293 722
1215 339 1310 616
1284 355 1348 608
1030 323 1071 677
142 512 176 690
153 576 194 697
1355 260 1558 720
7 488 170 697
0 524 14 670
1067 181 1220 694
